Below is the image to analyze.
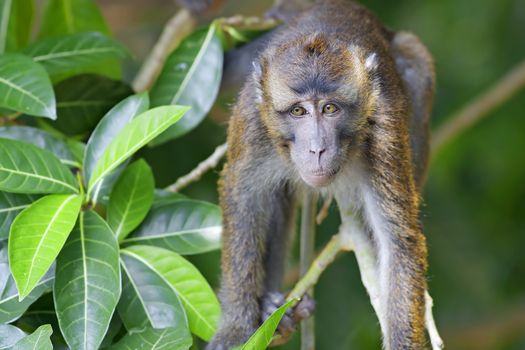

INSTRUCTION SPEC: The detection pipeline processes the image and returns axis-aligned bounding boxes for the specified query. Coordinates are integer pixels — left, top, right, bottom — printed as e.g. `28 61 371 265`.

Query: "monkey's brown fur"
205 1 435 349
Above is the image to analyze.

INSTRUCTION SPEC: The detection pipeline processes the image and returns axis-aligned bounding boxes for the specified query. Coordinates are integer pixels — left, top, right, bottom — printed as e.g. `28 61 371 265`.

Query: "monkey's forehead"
263 53 373 111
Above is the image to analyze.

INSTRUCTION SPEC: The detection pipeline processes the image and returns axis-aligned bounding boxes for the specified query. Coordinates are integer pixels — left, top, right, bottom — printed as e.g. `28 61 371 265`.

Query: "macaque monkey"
180 0 436 349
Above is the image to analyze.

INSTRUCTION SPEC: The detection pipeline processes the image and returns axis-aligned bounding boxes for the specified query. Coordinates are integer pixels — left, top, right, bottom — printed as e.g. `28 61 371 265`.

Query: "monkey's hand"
262 292 316 344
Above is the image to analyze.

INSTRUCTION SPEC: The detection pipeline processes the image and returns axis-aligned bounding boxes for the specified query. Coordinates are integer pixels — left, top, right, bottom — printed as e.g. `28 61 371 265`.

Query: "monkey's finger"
292 294 316 322
277 313 297 338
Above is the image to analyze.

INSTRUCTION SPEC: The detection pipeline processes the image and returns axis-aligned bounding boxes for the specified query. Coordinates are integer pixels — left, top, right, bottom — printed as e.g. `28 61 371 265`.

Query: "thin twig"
165 142 227 192
288 233 348 301
432 59 525 152
132 9 196 92
299 192 318 350
315 194 333 225
426 292 445 349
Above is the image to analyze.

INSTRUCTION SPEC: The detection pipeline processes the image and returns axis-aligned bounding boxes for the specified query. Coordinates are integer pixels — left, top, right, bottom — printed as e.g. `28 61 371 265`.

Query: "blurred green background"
99 0 525 348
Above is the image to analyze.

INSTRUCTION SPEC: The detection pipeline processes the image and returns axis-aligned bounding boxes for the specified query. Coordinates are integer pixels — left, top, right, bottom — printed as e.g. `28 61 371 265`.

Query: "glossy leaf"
0 0 34 53
0 126 77 167
9 194 81 299
152 189 186 208
121 245 220 341
66 139 86 165
0 192 37 240
125 200 222 255
108 159 154 241
118 252 188 331
0 242 7 292
0 54 56 119
0 138 78 194
241 299 295 350
38 0 120 79
0 264 54 323
0 0 11 53
8 0 34 51
150 26 223 145
99 313 123 349
0 324 25 349
39 0 109 38
87 105 189 195
110 327 192 350
51 74 133 135
15 293 64 347
23 32 128 76
54 210 121 350
12 324 53 350
83 93 149 204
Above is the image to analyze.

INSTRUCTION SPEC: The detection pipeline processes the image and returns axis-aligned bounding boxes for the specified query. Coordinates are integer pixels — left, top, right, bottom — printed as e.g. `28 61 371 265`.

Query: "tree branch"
165 142 227 192
288 233 350 301
299 192 318 350
432 59 525 152
132 9 196 92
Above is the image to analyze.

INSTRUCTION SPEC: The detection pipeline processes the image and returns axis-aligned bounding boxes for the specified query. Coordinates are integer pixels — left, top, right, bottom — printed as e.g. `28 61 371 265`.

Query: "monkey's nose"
309 147 326 164
309 147 326 155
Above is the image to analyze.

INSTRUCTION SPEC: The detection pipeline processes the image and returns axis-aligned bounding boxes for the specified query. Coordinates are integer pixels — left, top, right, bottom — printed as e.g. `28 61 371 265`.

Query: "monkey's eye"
322 103 339 114
290 106 307 117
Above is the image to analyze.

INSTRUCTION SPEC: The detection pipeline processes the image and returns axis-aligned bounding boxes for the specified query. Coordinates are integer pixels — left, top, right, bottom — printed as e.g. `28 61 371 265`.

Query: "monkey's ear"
365 52 379 72
252 60 263 79
252 60 264 103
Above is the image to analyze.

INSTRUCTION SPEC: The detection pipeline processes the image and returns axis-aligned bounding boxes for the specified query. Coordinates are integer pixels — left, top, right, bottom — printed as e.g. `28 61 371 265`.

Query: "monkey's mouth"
300 168 339 187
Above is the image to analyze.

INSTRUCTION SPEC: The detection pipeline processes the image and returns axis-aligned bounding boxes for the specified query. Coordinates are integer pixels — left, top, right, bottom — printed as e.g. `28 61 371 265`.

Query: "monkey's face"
276 99 351 187
259 35 378 188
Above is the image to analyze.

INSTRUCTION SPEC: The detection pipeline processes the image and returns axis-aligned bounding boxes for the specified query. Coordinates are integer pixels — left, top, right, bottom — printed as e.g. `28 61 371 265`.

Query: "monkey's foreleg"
208 178 270 349
338 212 443 349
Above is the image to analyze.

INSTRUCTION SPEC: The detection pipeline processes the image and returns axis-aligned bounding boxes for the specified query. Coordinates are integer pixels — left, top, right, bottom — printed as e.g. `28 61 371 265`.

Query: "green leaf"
9 194 81 299
15 293 64 347
118 252 189 331
108 159 154 241
12 324 53 350
99 313 123 349
50 74 133 135
121 245 220 341
0 192 37 240
38 0 121 79
0 0 11 53
39 0 109 38
152 189 186 208
0 0 34 53
83 93 149 204
0 138 78 194
150 26 223 145
87 105 189 195
54 210 121 350
110 327 192 350
0 241 7 291
23 32 128 76
0 324 25 349
66 139 86 165
124 200 221 255
240 299 295 350
0 54 56 119
0 126 77 167
0 263 54 323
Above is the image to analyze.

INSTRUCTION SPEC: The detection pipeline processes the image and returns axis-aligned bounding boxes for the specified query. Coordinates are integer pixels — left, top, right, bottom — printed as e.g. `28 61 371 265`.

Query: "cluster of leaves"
0 0 289 349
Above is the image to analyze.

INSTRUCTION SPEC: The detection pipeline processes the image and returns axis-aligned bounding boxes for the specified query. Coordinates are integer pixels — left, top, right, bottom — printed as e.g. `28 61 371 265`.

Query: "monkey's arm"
208 85 297 349
362 93 428 349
